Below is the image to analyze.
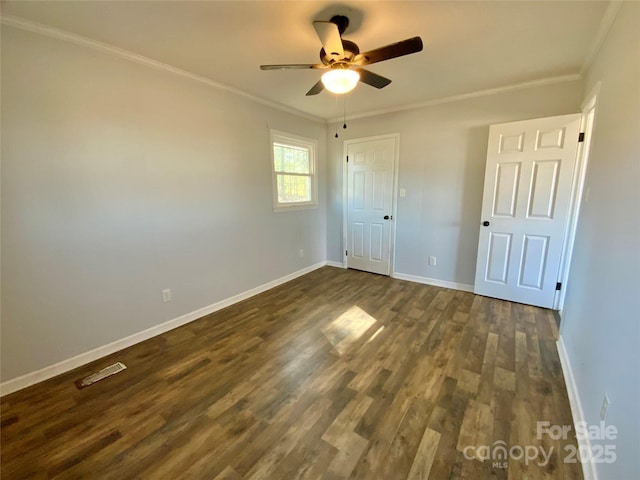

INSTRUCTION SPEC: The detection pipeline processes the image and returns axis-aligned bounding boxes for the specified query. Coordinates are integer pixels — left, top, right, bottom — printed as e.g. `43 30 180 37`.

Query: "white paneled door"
474 114 581 308
346 136 397 275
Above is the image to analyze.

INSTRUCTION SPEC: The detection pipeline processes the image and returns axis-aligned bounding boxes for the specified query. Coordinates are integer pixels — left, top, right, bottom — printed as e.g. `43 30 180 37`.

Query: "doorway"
343 134 399 275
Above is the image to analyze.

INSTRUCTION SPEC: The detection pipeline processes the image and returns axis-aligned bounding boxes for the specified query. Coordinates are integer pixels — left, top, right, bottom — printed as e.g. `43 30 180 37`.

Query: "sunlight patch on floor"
322 306 377 355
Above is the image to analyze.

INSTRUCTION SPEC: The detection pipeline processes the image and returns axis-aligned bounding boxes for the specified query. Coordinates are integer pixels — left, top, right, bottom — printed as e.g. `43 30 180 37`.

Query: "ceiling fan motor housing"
320 39 359 65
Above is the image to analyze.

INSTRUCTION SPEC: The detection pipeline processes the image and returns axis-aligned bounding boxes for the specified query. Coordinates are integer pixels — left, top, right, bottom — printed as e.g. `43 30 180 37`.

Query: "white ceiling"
2 1 611 121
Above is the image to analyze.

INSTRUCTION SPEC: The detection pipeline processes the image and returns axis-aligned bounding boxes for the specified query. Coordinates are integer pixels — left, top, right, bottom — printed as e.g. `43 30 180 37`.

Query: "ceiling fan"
260 15 423 96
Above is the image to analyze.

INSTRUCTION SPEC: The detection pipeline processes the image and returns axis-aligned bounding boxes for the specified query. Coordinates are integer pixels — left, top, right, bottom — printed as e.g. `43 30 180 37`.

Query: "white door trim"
554 82 600 311
342 133 400 274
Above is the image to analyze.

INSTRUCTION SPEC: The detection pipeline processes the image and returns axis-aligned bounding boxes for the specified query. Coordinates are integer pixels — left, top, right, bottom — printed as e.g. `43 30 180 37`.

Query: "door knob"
482 221 490 227
384 215 391 220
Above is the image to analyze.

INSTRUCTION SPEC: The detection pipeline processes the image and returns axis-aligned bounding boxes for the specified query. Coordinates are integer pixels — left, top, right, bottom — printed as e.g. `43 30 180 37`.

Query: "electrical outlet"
399 188 407 198
600 394 610 421
428 256 437 266
298 249 304 258
162 289 172 303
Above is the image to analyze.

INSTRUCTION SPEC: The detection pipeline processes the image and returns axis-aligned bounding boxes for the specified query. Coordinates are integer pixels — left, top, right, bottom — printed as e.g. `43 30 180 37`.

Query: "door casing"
342 133 400 275
555 83 600 310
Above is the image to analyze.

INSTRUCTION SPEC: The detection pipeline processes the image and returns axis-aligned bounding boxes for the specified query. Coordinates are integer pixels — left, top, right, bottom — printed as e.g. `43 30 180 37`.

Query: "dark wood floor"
1 267 582 479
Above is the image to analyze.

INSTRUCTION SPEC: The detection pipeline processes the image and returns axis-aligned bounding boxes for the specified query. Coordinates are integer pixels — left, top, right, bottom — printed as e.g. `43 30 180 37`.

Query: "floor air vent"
75 362 127 389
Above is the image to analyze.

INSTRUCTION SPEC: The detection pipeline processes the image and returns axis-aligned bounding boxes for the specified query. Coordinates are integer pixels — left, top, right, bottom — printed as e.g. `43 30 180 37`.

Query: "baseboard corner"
325 260 346 268
391 271 474 293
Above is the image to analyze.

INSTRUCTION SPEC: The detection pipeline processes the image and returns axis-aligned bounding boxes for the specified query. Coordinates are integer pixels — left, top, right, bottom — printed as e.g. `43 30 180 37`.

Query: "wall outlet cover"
162 289 172 303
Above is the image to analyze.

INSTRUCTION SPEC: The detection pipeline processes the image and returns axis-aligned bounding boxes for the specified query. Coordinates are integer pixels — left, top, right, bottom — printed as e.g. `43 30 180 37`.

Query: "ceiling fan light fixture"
321 69 360 94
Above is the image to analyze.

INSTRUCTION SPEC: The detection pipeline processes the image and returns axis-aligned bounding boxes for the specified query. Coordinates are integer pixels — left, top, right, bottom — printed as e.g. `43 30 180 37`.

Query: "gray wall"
560 3 640 479
1 27 327 381
327 82 583 286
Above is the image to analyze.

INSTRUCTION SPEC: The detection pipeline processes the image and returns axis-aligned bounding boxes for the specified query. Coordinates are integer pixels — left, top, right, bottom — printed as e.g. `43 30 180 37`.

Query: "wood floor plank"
244 397 332 480
1 267 583 479
379 396 433 479
180 413 268 479
211 465 243 480
456 399 493 460
407 427 441 480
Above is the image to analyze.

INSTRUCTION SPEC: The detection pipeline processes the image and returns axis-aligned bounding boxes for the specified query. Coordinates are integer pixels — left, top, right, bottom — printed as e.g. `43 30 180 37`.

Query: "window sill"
273 203 318 213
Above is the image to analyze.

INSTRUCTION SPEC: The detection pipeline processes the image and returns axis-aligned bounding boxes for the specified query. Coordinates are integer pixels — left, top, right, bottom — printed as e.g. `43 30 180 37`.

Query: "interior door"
346 136 396 275
474 114 581 308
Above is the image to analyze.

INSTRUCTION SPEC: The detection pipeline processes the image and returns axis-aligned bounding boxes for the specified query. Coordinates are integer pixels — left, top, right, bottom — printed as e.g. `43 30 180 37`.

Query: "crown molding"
581 0 623 75
331 74 583 123
1 15 325 124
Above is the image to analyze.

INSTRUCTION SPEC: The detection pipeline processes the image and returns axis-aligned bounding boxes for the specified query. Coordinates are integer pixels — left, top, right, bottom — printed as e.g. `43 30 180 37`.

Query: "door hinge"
578 132 585 143
556 282 562 291
345 250 348 256
346 155 349 163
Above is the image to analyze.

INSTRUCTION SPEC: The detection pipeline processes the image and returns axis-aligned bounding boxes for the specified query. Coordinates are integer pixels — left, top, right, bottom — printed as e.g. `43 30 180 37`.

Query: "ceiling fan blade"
313 21 344 57
354 69 392 89
306 80 325 96
260 64 326 70
355 36 423 66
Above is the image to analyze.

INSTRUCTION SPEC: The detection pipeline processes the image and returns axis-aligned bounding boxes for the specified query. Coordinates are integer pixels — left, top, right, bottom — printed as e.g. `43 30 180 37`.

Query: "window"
270 130 317 211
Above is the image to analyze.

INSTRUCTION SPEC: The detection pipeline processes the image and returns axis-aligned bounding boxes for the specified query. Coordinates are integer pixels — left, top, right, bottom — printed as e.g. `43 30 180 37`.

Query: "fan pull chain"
335 94 339 138
343 95 347 130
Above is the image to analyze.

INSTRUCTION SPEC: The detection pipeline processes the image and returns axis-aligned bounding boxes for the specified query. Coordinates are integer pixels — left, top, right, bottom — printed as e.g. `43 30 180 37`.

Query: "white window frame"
270 129 318 212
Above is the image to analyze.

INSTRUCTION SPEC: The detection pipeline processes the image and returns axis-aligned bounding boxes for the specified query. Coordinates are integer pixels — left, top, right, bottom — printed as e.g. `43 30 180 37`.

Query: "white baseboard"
0 261 327 397
391 271 474 293
557 335 597 480
325 260 346 268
